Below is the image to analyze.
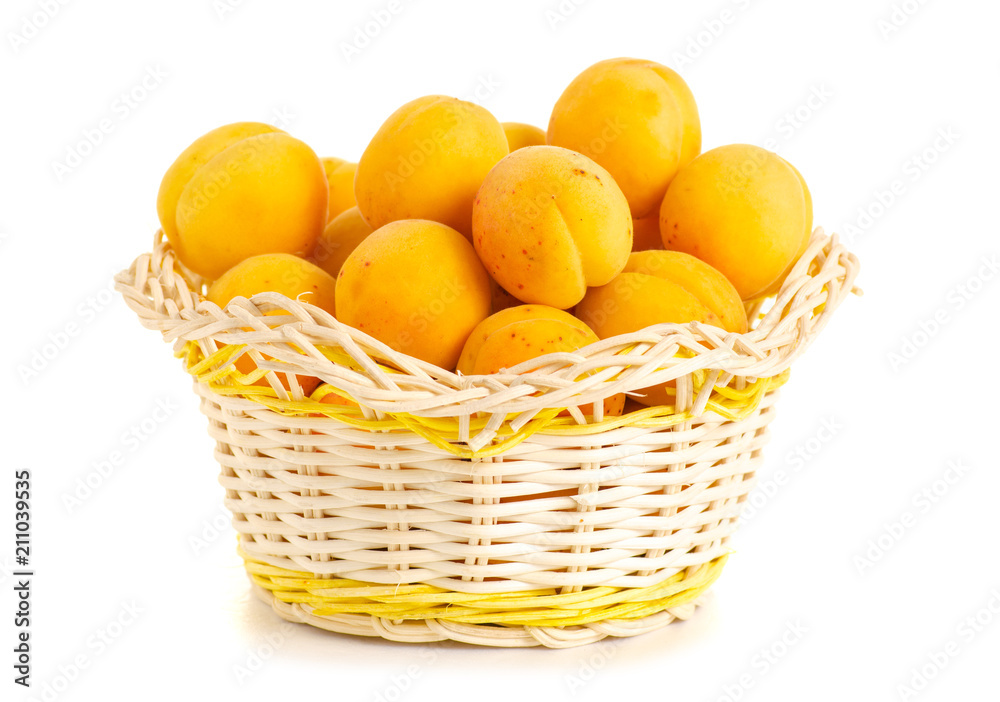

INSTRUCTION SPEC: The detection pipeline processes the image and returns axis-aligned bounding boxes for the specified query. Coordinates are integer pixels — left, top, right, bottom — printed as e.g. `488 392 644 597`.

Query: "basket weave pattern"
117 228 859 647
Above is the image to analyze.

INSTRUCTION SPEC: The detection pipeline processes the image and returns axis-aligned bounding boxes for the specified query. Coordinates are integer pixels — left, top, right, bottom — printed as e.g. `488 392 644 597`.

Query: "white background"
2 0 999 700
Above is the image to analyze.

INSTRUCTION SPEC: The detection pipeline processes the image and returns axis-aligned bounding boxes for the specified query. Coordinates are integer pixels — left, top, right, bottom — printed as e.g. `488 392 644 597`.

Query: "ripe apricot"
354 96 509 238
321 157 358 223
457 305 624 417
632 212 663 252
472 145 632 310
659 144 812 300
502 122 546 151
207 254 338 395
489 278 521 313
547 58 701 218
166 131 328 280
336 220 491 369
575 251 746 406
309 207 374 278
157 121 282 260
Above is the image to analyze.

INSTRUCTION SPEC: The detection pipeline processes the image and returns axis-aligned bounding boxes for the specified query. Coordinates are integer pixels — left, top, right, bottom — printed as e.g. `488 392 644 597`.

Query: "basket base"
248 581 710 649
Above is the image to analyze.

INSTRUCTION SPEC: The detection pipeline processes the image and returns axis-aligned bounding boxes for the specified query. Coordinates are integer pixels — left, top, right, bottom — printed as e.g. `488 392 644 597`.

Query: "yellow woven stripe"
179 340 787 458
241 550 727 627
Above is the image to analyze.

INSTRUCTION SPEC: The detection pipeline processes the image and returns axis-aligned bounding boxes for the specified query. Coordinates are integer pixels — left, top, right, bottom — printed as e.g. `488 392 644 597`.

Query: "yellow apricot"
207 253 338 316
457 304 593 375
548 58 701 218
207 254 338 395
575 251 746 406
317 385 358 408
755 157 814 297
457 305 624 417
172 132 328 280
472 145 632 310
336 220 491 369
354 96 509 238
502 122 546 151
489 278 521 314
321 157 358 223
576 250 746 339
309 207 374 278
632 212 663 252
659 144 812 300
157 122 282 259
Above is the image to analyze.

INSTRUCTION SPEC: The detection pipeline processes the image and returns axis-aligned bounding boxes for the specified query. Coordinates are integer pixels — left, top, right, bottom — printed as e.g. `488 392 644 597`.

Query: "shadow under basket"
116 228 859 648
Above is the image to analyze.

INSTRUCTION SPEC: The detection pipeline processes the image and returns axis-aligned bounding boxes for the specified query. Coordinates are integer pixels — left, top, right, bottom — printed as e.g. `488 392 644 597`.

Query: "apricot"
207 254 338 395
157 121 282 260
756 159 813 297
659 144 812 300
321 157 358 223
309 207 374 278
632 212 663 252
336 220 491 369
354 96 509 238
165 131 328 280
317 385 358 408
457 305 624 417
547 58 701 218
575 251 746 406
502 122 546 151
489 278 521 313
457 305 593 375
472 145 632 310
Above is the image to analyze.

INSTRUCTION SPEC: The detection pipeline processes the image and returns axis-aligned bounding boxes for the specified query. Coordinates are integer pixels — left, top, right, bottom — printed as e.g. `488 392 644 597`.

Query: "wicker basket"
116 227 859 648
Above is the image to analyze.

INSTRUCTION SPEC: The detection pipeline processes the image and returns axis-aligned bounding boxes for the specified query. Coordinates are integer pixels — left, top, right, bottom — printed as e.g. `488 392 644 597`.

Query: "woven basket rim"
114 227 860 428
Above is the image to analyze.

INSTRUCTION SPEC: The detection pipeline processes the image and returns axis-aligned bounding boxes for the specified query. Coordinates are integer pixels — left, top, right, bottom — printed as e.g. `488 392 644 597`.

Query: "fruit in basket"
575 250 746 406
489 278 521 313
309 207 374 278
632 212 663 252
321 157 358 223
316 385 358 408
502 122 546 151
548 58 701 218
157 122 281 259
207 254 338 395
457 305 625 417
354 96 509 238
659 144 812 300
336 219 491 369
159 127 328 280
472 145 632 310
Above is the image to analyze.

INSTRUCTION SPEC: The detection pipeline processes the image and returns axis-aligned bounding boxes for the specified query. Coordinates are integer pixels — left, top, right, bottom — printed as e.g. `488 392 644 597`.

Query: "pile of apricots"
156 57 813 412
